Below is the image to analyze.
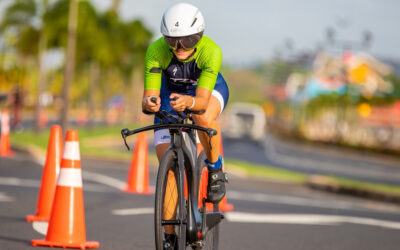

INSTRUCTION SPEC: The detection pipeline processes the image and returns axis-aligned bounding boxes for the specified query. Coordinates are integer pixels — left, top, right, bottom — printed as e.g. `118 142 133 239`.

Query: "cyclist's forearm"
191 87 211 111
142 89 160 111
142 90 160 105
143 89 160 98
189 96 208 111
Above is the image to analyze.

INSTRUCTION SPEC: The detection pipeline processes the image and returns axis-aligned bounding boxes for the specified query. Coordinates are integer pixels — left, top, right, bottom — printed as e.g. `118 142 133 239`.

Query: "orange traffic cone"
218 188 234 212
0 110 14 157
198 166 208 209
32 130 100 249
124 133 151 194
26 125 63 222
199 167 233 212
217 128 234 212
199 125 234 212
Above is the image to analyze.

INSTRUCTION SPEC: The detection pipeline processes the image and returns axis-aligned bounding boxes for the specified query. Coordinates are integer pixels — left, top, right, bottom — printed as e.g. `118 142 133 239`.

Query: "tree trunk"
111 0 121 13
34 30 47 132
60 0 78 131
130 67 144 124
87 63 100 127
34 0 48 133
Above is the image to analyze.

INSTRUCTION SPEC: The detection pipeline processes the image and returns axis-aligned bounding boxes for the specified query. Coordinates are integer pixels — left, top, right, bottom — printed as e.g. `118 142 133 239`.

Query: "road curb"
306 175 400 205
13 144 46 165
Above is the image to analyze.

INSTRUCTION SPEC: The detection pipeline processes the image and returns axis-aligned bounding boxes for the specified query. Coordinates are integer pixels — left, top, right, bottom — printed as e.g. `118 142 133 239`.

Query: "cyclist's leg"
193 97 222 161
194 97 226 203
193 73 228 161
193 73 229 202
155 139 178 235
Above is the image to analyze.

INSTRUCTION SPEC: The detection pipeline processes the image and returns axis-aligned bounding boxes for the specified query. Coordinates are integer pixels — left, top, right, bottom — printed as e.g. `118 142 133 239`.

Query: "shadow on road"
0 214 26 222
0 235 30 245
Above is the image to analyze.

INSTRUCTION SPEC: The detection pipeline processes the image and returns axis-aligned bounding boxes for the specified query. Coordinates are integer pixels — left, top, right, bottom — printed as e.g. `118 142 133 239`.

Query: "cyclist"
142 2 229 241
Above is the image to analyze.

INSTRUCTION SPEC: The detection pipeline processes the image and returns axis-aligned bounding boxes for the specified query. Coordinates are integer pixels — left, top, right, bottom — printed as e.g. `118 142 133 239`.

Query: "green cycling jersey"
144 35 222 92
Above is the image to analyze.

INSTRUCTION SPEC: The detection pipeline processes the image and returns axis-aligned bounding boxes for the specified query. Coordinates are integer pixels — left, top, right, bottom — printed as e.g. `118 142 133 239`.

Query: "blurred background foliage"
0 0 152 127
0 0 400 153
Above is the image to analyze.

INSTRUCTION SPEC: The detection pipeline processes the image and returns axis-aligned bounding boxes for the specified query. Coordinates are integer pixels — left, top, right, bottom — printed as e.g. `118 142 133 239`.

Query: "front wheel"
155 150 187 250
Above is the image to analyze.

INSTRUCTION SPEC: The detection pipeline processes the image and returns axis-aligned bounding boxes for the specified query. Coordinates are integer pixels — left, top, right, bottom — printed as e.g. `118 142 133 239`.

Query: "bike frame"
170 127 202 243
121 120 223 245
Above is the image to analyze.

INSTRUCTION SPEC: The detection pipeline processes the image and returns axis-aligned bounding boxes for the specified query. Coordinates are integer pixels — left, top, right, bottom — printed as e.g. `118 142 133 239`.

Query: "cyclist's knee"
155 143 169 160
193 113 214 128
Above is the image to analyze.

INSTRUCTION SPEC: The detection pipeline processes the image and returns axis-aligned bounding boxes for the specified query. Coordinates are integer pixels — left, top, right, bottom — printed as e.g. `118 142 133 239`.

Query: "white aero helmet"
161 3 205 49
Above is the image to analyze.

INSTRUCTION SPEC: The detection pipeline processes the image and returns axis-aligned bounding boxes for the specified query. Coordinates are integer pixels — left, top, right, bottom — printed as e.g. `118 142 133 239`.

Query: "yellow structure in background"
357 103 371 118
262 101 275 117
349 63 371 84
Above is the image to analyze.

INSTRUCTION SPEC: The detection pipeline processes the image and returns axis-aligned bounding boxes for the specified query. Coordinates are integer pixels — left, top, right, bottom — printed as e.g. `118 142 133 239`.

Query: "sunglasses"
164 32 203 50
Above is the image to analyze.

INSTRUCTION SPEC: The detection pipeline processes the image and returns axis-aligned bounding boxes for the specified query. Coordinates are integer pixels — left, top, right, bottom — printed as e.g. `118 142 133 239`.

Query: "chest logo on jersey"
173 67 178 76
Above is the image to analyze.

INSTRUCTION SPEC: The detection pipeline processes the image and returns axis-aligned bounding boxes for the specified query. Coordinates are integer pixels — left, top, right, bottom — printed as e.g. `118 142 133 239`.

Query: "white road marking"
112 207 154 216
0 176 114 193
0 192 14 202
225 212 400 230
0 177 39 187
32 221 48 235
228 190 400 214
228 190 356 210
83 171 126 190
83 170 155 193
111 207 400 230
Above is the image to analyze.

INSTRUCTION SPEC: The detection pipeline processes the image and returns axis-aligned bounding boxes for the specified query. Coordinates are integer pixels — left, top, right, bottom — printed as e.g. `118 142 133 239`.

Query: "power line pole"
60 0 78 131
34 0 48 133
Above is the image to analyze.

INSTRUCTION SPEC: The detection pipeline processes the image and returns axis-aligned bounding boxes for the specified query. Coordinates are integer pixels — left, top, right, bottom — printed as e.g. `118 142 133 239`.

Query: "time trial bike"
121 97 224 249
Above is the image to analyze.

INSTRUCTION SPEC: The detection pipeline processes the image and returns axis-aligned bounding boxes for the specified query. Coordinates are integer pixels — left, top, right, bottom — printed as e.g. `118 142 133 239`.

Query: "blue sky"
91 0 399 66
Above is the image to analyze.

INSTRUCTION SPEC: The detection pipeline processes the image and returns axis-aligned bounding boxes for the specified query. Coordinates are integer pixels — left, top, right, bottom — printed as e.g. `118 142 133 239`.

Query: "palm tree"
77 6 152 124
59 0 78 130
119 19 152 123
44 0 152 126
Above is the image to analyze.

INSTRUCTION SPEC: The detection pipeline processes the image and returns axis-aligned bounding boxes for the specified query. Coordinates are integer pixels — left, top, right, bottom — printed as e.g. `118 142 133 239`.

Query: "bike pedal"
192 241 205 248
223 172 229 183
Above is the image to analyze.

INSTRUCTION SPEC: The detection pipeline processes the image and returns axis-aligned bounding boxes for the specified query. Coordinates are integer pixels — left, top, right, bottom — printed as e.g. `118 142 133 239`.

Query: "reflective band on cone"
57 168 83 188
63 142 80 161
1 111 10 134
0 110 14 158
32 129 100 249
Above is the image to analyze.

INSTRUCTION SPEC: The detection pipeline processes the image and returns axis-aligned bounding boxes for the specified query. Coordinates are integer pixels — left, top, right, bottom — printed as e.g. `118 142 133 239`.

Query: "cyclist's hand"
142 96 161 113
170 93 192 112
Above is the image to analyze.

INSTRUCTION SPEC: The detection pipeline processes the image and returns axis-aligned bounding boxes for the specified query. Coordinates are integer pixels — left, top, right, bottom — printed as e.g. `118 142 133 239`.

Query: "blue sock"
205 156 223 171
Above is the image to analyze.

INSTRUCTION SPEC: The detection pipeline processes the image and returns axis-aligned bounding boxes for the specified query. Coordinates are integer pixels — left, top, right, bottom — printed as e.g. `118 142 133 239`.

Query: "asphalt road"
224 135 400 185
1 152 400 250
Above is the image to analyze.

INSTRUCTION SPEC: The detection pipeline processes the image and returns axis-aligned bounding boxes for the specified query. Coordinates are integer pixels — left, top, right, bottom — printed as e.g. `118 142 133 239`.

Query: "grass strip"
225 159 308 184
11 125 136 150
333 177 400 197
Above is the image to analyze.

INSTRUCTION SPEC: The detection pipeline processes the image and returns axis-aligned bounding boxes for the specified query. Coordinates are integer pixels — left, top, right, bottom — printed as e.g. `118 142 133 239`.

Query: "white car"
223 102 266 141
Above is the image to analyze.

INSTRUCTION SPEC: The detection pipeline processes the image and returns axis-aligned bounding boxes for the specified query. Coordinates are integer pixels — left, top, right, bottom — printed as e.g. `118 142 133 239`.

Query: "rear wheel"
196 152 219 250
155 150 187 250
